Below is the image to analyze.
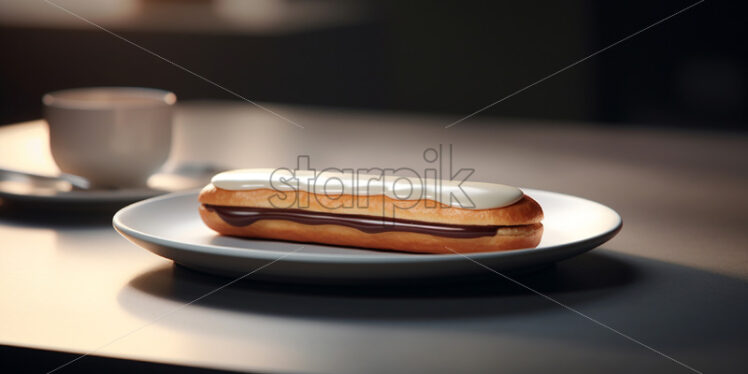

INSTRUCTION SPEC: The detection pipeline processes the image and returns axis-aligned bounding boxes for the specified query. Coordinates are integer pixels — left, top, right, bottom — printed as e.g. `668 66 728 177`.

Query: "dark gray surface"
124 250 747 374
0 103 746 373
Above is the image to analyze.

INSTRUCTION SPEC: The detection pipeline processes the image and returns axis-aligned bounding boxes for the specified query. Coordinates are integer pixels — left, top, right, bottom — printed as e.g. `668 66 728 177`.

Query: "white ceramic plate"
114 189 622 282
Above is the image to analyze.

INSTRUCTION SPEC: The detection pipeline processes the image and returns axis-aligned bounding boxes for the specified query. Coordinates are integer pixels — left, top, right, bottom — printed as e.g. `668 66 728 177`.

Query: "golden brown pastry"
198 169 543 254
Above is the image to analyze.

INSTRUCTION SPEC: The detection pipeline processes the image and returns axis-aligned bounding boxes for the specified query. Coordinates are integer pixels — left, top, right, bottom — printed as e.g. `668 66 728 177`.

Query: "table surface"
1 102 746 374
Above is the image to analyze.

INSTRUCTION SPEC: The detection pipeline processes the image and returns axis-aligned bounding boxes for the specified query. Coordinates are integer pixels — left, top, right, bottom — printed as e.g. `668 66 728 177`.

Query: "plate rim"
113 188 623 264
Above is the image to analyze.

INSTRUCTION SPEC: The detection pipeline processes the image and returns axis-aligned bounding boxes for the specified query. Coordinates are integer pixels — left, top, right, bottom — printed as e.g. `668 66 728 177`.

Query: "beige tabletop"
1 101 746 373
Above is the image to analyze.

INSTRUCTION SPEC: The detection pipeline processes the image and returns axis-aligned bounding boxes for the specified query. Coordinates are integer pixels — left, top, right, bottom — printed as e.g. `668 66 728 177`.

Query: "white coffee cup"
43 87 176 188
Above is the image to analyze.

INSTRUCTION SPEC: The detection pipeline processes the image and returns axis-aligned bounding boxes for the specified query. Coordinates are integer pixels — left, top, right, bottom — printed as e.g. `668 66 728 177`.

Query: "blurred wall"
0 0 744 129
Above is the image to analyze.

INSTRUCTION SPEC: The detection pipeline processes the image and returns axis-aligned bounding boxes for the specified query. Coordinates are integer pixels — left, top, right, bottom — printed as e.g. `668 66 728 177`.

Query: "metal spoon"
0 167 91 190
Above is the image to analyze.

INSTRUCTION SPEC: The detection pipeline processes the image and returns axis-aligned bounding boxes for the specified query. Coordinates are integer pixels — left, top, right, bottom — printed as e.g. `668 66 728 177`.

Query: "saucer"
0 181 165 209
0 170 211 210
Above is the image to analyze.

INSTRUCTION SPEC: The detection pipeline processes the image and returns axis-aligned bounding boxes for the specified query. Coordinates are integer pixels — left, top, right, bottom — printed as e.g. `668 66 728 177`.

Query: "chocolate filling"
204 205 503 238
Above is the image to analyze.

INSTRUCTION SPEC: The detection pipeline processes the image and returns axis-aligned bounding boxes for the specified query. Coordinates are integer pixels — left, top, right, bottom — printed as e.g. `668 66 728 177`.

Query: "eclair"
198 169 543 254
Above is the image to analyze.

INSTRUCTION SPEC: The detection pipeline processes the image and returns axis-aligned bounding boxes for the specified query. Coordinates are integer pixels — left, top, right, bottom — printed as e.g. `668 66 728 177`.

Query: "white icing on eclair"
211 168 523 209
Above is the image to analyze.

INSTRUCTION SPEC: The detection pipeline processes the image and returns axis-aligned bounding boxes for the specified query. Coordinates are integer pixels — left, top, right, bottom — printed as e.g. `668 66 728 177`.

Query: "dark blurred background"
0 0 745 129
